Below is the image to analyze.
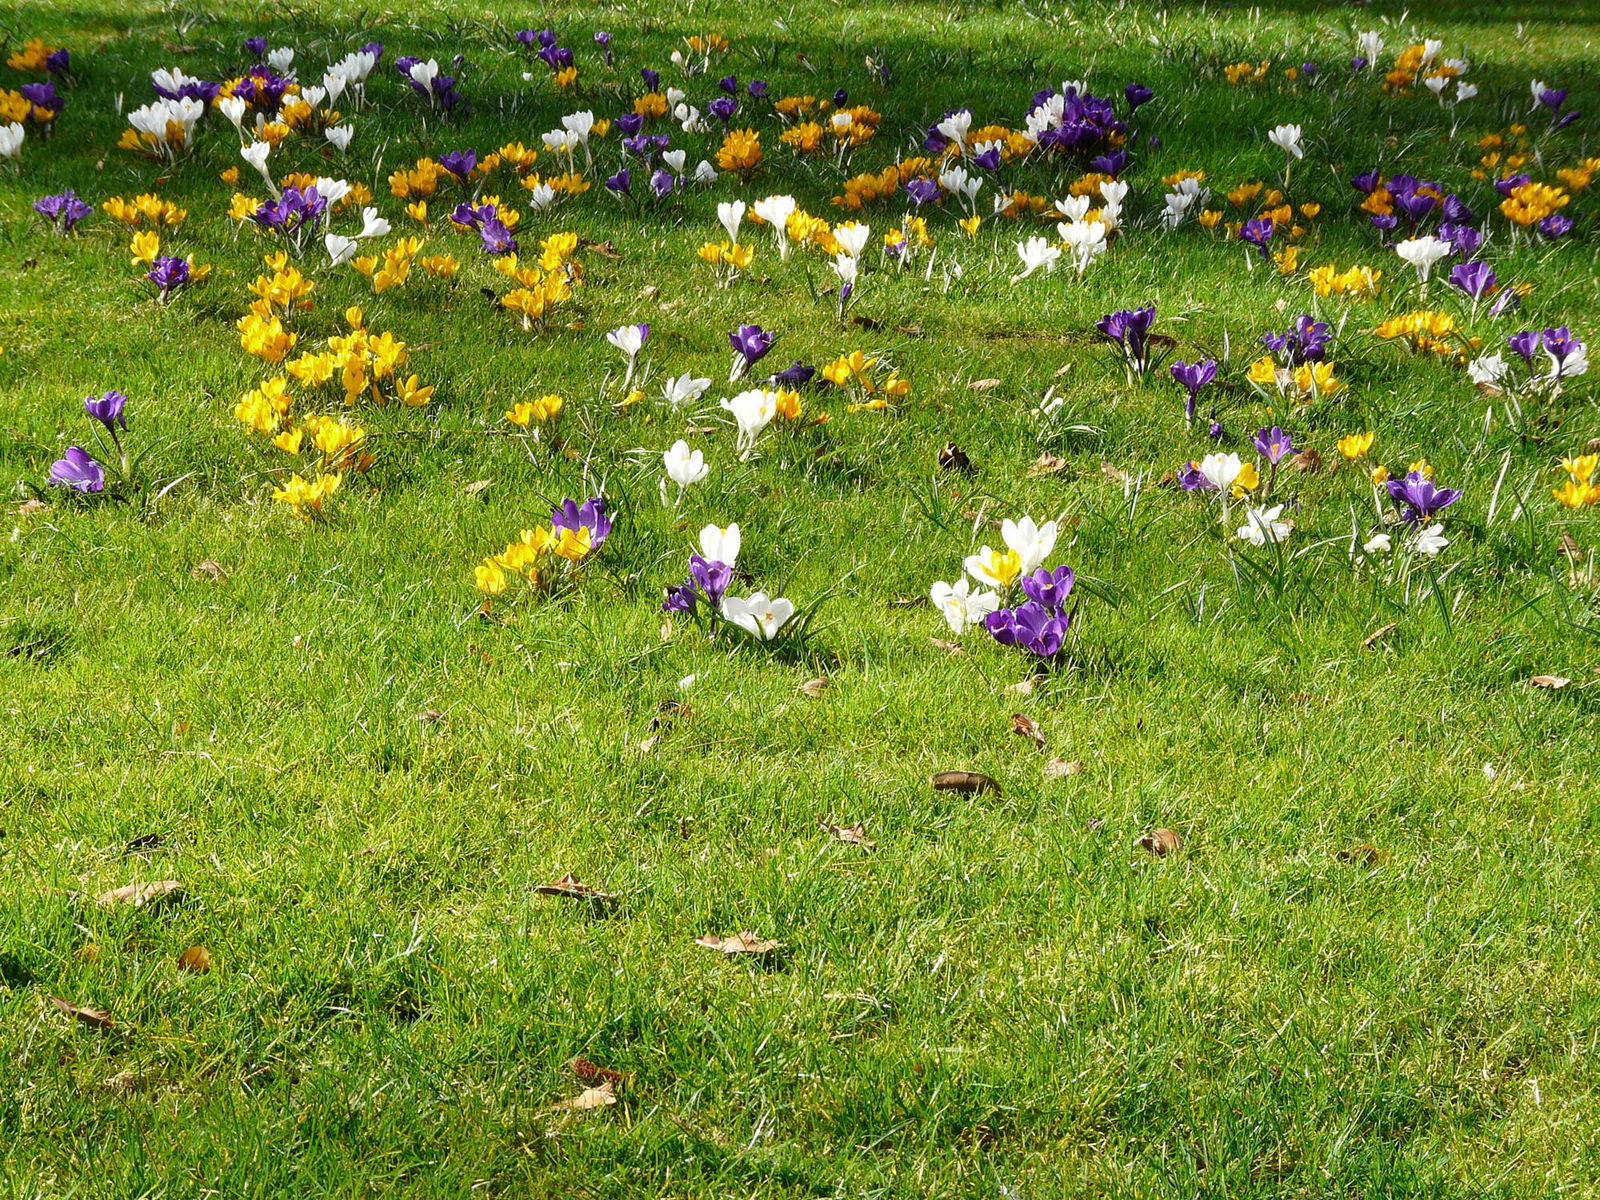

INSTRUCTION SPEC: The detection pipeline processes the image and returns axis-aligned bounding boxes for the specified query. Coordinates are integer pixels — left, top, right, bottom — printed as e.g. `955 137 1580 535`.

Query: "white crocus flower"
301 85 326 110
1001 516 1058 574
661 149 687 175
606 323 649 388
1267 123 1304 159
324 233 359 266
720 389 778 459
524 181 557 211
326 124 354 153
241 141 275 193
930 578 1000 635
268 47 295 74
218 95 247 132
1236 505 1292 546
1357 30 1383 63
754 195 797 259
408 59 439 97
693 160 718 184
1467 353 1508 386
716 199 745 245
832 222 870 258
0 121 25 159
662 373 712 409
1363 532 1393 555
1059 219 1107 275
831 251 859 289
1014 236 1061 280
1396 235 1452 284
314 177 351 207
1055 194 1091 223
322 72 347 104
661 440 709 505
721 592 794 640
356 207 389 239
1412 524 1449 556
936 108 972 149
964 546 1019 589
1199 452 1247 493
700 523 741 567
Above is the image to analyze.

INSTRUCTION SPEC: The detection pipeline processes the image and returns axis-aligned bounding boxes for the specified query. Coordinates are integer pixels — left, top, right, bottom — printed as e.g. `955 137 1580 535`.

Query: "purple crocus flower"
551 496 612 550
641 67 660 91
1539 86 1568 111
594 31 613 66
1438 221 1482 258
22 82 64 116
1508 330 1542 363
972 146 1002 172
614 112 644 138
1395 190 1436 226
438 149 477 180
1488 286 1523 318
49 446 105 493
985 601 1072 658
1177 461 1210 490
718 74 738 94
832 88 848 105
146 255 192 301
46 48 71 75
34 189 93 233
708 96 737 125
772 361 816 387
1539 215 1574 239
1170 358 1216 423
730 324 776 370
1300 62 1319 79
748 79 769 99
904 177 941 207
244 36 267 59
1096 306 1158 375
1442 194 1475 224
688 554 732 608
1253 426 1294 465
1551 110 1581 132
1543 327 1584 372
477 216 517 256
649 169 675 199
1386 471 1460 524
605 168 631 195
84 390 129 434
1124 82 1153 110
1351 55 1370 72
1089 149 1127 176
663 581 698 613
1495 173 1532 199
1239 216 1274 258
1448 260 1496 299
1350 169 1381 194
1020 565 1075 610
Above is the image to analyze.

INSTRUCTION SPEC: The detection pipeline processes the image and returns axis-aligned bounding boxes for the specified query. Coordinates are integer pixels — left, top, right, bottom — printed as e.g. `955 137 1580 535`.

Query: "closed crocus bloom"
84 390 129 433
720 591 794 641
326 124 354 152
716 199 745 244
1198 452 1258 496
832 221 870 258
699 523 740 568
325 232 359 265
662 373 711 408
606 322 649 357
931 577 1000 634
753 195 797 258
1337 432 1375 460
49 446 105 492
663 440 708 488
720 388 778 458
1000 516 1057 575
1412 524 1449 556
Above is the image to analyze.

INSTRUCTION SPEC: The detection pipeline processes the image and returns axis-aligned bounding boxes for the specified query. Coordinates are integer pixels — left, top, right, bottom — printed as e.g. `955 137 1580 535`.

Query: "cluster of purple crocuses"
450 201 517 255
48 390 132 495
985 565 1076 660
1096 305 1164 380
34 189 92 234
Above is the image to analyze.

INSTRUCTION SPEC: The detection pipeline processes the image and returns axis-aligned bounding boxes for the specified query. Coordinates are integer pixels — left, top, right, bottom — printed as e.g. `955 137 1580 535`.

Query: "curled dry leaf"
550 1081 617 1112
416 708 446 725
819 820 875 850
1044 757 1084 779
798 677 831 698
48 996 114 1030
641 284 660 300
1361 622 1398 648
1137 828 1182 857
1028 452 1068 478
190 559 227 582
95 880 183 909
1335 844 1386 868
1005 678 1035 696
968 378 1001 392
1290 448 1323 474
177 944 213 973
535 873 618 907
930 637 965 655
931 771 1000 796
1010 713 1046 751
1530 675 1571 689
570 1056 627 1087
460 479 493 498
695 931 781 956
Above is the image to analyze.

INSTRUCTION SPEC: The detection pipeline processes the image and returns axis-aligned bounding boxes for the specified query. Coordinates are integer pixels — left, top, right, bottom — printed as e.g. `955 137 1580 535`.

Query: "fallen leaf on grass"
931 771 1000 796
177 945 213 973
536 873 618 907
1290 449 1323 474
798 677 830 697
570 1056 627 1087
1010 713 1046 751
1044 757 1084 779
1137 828 1181 857
1530 675 1571 689
549 1081 617 1112
819 820 875 850
695 931 782 956
968 378 1001 392
49 996 114 1029
190 559 227 582
937 443 973 474
1361 622 1398 648
580 238 621 258
1028 453 1068 477
930 637 965 655
1005 678 1035 695
1335 844 1385 868
16 498 49 517
95 880 183 909
460 479 492 498
416 708 446 725
1101 462 1132 486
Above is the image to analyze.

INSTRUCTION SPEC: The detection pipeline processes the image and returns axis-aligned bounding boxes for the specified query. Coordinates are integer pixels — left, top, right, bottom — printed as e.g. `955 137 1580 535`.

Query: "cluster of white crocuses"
1013 184 1121 281
929 515 1059 634
1162 176 1209 229
123 94 206 160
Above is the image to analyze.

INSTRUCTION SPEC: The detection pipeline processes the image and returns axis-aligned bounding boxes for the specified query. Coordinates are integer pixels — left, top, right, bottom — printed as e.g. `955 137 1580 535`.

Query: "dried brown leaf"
929 637 965 655
1335 844 1385 868
1027 452 1068 477
931 771 1000 796
1044 757 1084 779
550 1081 617 1112
48 996 114 1029
695 930 782 955
798 677 831 698
819 820 875 850
190 559 227 582
1010 713 1046 750
1290 449 1323 474
95 880 183 909
570 1056 627 1086
461 479 493 497
536 873 618 904
968 378 1001 392
937 442 973 474
1530 675 1571 689
1137 828 1182 857
1361 622 1398 648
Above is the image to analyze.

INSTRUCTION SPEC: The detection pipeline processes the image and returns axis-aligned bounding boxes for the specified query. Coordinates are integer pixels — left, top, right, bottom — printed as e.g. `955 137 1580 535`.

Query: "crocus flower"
84 390 129 434
1095 306 1158 376
606 322 650 386
1170 358 1216 424
49 446 105 493
1448 260 1496 301
551 496 612 551
1386 471 1460 524
1253 426 1294 465
662 440 708 504
146 255 192 301
984 600 1071 658
1124 82 1153 111
1001 515 1059 575
771 361 815 388
688 554 733 609
720 592 795 641
1236 505 1292 546
662 373 712 409
438 149 476 179
700 523 741 568
1396 235 1452 284
1267 123 1304 159
728 324 775 381
1020 565 1075 610
721 388 778 458
930 578 1000 634
1239 217 1274 259
1539 215 1574 240
34 190 93 233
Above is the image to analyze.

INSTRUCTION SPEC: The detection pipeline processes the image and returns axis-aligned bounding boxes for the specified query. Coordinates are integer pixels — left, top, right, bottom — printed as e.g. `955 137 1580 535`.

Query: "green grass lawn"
4 0 1600 1195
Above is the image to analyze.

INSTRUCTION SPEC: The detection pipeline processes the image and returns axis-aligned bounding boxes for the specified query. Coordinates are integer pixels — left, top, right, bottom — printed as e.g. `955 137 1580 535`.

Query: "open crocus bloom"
1236 505 1292 546
721 591 794 640
931 578 1000 634
1001 516 1058 575
663 440 708 488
